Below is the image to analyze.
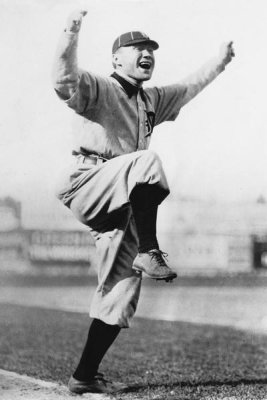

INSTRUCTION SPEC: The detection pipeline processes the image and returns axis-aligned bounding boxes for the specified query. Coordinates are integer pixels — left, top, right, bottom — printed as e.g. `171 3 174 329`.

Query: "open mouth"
139 61 152 70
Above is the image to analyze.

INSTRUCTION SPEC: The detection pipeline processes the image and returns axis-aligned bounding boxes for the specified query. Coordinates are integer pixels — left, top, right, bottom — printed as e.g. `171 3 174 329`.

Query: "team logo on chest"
145 111 155 136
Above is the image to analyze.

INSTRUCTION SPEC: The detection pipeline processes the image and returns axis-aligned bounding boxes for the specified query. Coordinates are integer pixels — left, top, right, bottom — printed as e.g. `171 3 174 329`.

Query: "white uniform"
53 31 227 327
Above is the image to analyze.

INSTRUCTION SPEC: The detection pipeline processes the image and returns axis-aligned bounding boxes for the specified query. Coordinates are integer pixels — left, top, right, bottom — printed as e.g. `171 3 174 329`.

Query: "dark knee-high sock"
130 185 160 253
73 319 121 381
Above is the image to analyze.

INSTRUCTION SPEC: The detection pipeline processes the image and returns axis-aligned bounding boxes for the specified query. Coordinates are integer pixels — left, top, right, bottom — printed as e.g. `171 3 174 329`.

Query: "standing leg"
68 209 141 394
73 318 120 382
68 319 127 393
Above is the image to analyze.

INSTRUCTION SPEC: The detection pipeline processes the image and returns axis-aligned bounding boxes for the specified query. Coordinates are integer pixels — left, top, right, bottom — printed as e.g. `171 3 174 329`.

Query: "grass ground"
1 269 267 288
0 304 267 399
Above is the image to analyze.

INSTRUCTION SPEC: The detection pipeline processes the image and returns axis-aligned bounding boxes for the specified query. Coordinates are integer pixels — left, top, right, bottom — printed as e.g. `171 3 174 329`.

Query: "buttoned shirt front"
63 69 187 159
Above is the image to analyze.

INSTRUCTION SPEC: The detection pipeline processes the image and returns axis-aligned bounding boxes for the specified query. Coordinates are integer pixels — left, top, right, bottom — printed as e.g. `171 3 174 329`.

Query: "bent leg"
130 184 160 252
56 150 172 320
58 150 170 229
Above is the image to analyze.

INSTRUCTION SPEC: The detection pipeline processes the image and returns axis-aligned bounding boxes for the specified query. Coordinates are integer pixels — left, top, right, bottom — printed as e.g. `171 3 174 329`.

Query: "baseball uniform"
53 31 227 328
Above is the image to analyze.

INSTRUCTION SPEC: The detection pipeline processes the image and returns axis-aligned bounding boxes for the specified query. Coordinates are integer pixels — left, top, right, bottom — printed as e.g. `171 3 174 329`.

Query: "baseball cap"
112 31 159 54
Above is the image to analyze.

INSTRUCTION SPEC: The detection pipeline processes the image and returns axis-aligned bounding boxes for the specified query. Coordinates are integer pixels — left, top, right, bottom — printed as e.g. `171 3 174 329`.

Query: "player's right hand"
66 9 88 33
219 41 235 66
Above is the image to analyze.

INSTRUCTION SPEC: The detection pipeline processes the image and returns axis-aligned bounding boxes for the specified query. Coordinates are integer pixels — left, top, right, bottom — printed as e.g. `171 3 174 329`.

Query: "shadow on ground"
0 304 267 399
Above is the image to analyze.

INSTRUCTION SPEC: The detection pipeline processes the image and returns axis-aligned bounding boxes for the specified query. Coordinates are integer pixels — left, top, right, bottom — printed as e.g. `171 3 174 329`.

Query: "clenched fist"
65 9 88 33
219 41 235 66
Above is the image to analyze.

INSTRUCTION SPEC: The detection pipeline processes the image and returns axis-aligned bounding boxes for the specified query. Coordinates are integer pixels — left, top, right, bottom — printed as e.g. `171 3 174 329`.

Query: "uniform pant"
56 150 170 328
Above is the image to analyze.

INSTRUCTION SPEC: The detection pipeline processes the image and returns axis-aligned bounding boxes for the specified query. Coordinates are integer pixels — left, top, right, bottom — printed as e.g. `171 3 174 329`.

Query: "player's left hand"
219 41 235 66
66 9 88 33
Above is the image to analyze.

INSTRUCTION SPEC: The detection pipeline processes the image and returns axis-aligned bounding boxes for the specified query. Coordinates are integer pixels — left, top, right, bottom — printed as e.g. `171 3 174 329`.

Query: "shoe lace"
149 249 168 266
94 373 111 384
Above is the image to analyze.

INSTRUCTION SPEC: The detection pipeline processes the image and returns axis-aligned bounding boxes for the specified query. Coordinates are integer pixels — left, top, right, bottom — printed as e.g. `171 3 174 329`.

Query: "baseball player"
52 9 235 394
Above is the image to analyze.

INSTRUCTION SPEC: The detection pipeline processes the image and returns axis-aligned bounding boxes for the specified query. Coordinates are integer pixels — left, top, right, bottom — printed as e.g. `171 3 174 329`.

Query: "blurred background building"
1 195 267 276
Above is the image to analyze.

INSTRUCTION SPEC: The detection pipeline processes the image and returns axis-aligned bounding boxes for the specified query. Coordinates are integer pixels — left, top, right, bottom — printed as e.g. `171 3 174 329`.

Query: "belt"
75 153 108 166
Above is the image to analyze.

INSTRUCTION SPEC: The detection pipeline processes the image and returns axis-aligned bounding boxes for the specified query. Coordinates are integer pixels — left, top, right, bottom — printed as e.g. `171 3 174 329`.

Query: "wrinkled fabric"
57 150 169 227
89 210 141 328
59 71 187 158
56 150 170 327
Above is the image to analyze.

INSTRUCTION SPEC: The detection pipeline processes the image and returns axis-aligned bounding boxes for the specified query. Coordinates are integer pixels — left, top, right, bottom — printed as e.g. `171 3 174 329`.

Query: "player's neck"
115 70 143 88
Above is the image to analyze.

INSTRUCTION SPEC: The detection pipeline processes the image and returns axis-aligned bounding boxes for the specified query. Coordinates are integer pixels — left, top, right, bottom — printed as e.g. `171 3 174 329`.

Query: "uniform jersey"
60 70 187 159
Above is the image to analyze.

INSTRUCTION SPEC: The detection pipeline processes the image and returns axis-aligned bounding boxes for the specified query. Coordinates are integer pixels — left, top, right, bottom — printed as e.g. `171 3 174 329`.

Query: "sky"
1 0 267 221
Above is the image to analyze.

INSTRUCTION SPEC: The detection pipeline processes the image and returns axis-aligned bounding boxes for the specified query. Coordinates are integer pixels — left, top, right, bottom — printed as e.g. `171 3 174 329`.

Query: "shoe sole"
69 385 127 394
68 377 128 394
132 266 177 282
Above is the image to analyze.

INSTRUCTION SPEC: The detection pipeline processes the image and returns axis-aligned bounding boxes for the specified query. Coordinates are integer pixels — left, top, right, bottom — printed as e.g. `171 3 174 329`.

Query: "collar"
111 71 142 98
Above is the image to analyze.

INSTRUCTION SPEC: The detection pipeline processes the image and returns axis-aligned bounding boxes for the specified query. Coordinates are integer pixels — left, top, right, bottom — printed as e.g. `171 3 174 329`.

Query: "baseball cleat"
132 249 177 281
68 374 128 394
156 277 175 283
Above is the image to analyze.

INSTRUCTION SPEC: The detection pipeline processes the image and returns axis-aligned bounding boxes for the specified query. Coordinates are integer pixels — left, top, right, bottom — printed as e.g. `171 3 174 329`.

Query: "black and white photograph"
0 0 267 399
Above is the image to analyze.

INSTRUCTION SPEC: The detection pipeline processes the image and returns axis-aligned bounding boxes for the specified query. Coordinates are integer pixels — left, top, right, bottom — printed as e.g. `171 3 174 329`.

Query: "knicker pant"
56 150 170 327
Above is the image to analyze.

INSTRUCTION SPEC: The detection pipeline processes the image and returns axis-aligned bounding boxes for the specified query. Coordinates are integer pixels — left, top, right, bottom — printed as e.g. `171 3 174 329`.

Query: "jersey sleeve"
62 69 108 115
145 84 187 126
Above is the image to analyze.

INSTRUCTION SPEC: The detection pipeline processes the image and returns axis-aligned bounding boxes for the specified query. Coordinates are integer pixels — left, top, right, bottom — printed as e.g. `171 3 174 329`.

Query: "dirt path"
0 369 110 400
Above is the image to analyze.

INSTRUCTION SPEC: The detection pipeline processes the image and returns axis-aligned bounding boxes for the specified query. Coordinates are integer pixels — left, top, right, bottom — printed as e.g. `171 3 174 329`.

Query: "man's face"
113 43 155 82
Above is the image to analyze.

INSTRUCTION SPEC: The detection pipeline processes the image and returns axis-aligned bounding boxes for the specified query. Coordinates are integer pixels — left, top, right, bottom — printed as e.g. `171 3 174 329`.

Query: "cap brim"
124 38 159 50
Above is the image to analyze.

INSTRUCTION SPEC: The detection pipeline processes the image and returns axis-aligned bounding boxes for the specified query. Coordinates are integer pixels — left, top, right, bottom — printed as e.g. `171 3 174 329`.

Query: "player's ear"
112 53 119 69
112 49 124 69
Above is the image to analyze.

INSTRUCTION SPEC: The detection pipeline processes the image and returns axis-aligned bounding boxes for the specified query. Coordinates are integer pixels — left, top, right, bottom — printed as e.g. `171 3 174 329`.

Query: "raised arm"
52 10 87 100
180 41 235 107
